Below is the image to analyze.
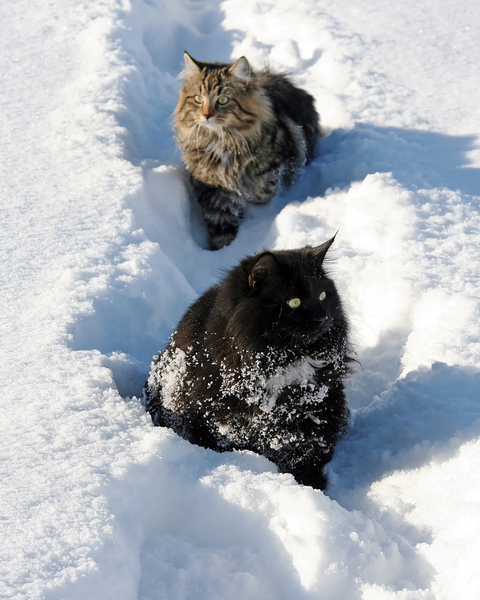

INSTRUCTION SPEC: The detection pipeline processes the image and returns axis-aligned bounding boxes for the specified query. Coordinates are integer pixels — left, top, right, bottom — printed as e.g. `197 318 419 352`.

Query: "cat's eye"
319 291 327 301
287 298 301 309
217 96 229 105
194 95 203 104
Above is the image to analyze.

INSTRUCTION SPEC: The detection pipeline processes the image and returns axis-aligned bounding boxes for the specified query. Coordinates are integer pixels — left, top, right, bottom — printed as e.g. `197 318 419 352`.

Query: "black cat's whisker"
276 282 288 323
344 315 380 338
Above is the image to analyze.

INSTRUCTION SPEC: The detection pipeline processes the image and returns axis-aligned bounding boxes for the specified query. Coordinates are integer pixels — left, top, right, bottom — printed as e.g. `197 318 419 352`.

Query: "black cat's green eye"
319 291 327 301
288 298 301 309
217 96 229 105
194 95 203 104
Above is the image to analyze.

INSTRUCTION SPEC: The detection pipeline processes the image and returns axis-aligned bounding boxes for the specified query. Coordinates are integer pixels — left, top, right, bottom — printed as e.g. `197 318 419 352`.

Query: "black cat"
144 237 351 489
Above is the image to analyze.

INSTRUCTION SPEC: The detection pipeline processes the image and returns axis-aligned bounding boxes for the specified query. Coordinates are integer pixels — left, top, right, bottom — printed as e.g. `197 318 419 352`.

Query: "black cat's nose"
315 316 329 326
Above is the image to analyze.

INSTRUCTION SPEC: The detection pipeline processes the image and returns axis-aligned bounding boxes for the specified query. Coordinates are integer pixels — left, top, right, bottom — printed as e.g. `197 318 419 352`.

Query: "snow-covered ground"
2 0 480 598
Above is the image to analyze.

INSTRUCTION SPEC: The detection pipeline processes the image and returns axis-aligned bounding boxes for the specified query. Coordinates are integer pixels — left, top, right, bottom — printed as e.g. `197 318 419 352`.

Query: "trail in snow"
2 0 480 598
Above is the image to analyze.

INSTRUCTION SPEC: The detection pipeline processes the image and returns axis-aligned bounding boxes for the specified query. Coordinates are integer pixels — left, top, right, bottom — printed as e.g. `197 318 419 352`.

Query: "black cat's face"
246 239 346 349
278 269 341 344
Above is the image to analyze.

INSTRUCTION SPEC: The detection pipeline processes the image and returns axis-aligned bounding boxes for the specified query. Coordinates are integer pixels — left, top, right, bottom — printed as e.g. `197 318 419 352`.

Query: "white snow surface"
2 0 480 598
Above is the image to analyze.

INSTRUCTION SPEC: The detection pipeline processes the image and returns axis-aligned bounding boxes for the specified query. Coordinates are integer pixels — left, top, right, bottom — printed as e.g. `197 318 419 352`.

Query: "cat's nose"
315 316 329 326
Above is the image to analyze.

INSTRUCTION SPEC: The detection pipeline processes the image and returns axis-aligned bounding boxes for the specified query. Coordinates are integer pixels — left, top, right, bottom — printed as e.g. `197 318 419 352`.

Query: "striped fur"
174 53 322 250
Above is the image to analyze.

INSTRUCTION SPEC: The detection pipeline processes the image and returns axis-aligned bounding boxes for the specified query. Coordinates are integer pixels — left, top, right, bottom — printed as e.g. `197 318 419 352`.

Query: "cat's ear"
183 52 202 76
312 233 337 263
228 57 252 81
248 253 278 288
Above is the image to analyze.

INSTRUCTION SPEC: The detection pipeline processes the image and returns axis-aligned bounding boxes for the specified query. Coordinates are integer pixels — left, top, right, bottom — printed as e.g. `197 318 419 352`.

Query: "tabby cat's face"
175 53 272 136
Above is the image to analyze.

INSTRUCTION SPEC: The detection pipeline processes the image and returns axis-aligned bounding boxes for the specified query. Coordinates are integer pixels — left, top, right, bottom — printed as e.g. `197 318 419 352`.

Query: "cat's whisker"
344 316 380 338
228 128 253 162
238 131 253 156
222 128 233 164
224 128 240 162
220 127 226 152
223 128 234 154
195 123 203 150
184 122 200 150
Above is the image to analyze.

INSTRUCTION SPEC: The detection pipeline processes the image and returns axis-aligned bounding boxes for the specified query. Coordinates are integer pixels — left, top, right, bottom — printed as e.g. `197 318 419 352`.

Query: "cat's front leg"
191 178 245 250
248 169 279 205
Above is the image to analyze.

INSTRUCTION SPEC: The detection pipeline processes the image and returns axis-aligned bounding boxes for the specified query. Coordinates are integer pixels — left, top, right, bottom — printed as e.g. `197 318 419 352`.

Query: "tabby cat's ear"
248 253 278 288
312 234 337 263
228 57 251 81
184 52 202 75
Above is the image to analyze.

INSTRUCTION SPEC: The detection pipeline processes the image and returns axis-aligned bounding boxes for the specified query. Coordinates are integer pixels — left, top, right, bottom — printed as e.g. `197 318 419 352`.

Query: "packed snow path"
1 0 480 598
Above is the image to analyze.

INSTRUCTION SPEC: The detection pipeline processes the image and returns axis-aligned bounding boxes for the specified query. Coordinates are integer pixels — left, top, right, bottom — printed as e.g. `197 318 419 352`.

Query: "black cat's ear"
228 57 251 81
248 253 278 288
184 52 202 76
312 233 337 263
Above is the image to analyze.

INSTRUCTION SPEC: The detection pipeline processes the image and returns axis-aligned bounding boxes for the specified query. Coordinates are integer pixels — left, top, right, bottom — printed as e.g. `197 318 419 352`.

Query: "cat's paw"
210 232 236 250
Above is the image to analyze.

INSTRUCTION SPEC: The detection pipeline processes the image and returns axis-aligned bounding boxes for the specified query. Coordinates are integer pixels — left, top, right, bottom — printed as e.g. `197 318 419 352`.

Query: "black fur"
145 238 350 489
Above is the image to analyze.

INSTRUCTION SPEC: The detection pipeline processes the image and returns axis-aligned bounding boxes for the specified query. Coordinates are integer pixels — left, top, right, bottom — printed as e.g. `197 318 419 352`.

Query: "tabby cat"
174 52 321 250
144 237 350 490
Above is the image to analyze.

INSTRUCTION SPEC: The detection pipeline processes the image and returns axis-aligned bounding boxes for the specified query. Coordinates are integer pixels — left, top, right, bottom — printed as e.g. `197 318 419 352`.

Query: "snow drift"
1 0 480 598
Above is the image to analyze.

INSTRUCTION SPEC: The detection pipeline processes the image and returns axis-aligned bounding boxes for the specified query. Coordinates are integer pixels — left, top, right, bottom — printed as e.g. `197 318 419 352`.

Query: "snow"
1 0 480 598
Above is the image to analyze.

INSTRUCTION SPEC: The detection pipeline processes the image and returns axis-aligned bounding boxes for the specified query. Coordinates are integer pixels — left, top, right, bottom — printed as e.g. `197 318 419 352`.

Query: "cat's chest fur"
223 352 326 402
181 125 267 195
264 355 327 393
154 346 325 410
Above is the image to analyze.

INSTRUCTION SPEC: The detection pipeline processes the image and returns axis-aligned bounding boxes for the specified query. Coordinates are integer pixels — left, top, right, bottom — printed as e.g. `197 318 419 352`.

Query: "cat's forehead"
202 68 227 88
281 259 323 283
278 251 322 271
274 253 332 290
186 67 244 93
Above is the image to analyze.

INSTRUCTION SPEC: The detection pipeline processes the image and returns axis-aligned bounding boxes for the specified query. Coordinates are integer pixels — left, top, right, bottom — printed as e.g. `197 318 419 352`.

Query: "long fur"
145 238 350 490
174 53 322 250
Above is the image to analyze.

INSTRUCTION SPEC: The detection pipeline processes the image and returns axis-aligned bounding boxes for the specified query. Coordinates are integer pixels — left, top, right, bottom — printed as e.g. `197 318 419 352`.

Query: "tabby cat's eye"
217 96 229 105
319 291 327 301
194 95 203 104
288 298 301 309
